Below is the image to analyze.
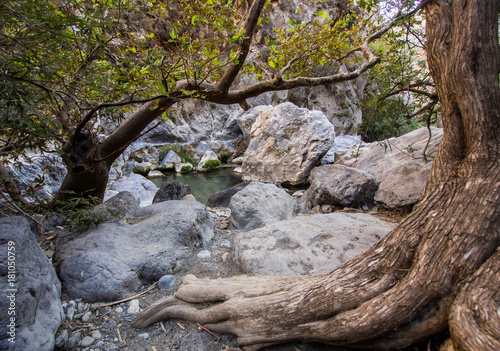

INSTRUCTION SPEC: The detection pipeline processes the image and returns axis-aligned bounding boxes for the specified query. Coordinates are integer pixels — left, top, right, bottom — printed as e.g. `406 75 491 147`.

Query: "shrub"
133 167 151 176
180 165 192 173
202 159 221 169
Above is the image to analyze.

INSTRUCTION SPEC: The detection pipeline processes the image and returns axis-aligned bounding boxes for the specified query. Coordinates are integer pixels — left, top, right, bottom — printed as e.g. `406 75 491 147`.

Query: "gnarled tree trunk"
133 1 500 350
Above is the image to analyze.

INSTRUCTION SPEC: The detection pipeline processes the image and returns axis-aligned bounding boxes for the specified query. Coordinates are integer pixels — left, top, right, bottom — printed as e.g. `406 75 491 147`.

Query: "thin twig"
197 323 221 340
97 282 157 308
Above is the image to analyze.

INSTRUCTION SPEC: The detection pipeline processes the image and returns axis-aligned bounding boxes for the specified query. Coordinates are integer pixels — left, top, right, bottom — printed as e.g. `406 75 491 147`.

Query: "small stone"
79 335 95 347
55 330 69 348
115 306 124 314
219 239 231 248
127 299 140 314
66 300 76 320
67 331 81 349
91 330 102 340
82 312 93 323
138 332 150 339
158 275 176 290
197 250 211 259
77 302 86 314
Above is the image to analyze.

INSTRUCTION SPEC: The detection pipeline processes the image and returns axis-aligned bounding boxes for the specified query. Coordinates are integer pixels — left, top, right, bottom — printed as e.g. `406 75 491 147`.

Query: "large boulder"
304 164 378 208
196 151 220 171
237 105 272 146
56 201 214 301
206 182 250 208
229 182 301 230
354 127 444 209
158 150 182 171
153 182 191 203
106 173 158 207
0 217 64 351
321 135 364 164
234 212 396 277
94 191 141 222
242 103 335 185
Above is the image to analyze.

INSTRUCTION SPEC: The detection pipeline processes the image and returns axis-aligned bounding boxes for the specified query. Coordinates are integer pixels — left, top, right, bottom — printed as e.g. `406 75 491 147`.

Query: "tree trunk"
133 1 500 350
53 97 177 203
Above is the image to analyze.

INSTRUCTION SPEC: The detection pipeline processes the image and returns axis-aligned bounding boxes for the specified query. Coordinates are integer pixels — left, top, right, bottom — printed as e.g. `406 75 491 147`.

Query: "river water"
149 167 242 204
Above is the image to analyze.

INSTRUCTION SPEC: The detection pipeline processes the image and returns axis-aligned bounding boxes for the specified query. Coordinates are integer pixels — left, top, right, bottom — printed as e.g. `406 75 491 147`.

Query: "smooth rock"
79 335 95 347
175 162 193 173
229 182 301 230
157 275 176 290
355 127 444 209
127 299 140 314
153 182 191 203
65 300 76 320
81 312 92 323
106 174 158 207
206 182 250 208
94 191 140 222
181 194 197 202
234 212 396 276
197 250 211 259
56 201 213 301
304 164 378 208
91 330 102 340
197 150 220 170
55 330 69 349
322 135 364 164
0 217 64 351
242 103 335 185
148 170 164 178
158 150 182 170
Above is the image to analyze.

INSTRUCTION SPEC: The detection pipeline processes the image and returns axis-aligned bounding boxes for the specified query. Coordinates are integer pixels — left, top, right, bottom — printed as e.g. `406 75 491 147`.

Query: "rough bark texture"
133 1 500 350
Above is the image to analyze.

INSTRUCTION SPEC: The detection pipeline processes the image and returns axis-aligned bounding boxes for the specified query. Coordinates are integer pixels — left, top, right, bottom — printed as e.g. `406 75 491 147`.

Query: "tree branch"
215 0 267 93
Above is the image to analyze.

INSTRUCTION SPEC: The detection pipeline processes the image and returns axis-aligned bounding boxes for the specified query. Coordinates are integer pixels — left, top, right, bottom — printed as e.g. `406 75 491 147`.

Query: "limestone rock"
229 182 300 230
197 151 220 171
304 164 378 208
355 127 444 209
0 217 64 351
94 191 140 222
106 174 158 207
322 135 364 164
234 212 396 276
242 103 335 185
206 182 250 208
175 162 193 173
237 105 272 145
158 150 181 171
153 182 191 204
56 201 213 301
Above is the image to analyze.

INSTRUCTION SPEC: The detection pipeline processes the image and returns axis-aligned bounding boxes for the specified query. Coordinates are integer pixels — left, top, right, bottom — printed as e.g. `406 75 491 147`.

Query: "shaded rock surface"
354 127 444 209
229 182 301 230
56 201 213 301
153 182 191 203
242 103 335 185
304 164 378 208
158 150 181 170
93 191 140 222
0 217 63 351
206 182 250 208
106 173 158 207
234 212 396 276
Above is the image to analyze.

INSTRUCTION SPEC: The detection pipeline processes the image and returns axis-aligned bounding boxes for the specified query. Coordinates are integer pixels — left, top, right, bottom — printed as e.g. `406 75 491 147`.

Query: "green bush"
180 165 192 172
202 159 221 169
219 153 233 163
360 97 418 142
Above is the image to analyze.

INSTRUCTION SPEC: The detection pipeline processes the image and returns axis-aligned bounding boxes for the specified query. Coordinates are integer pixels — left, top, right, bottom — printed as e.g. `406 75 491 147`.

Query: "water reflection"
149 167 242 204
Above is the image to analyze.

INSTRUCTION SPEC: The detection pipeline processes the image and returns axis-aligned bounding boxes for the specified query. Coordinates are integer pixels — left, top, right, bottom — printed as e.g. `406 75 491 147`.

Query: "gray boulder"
234 212 396 277
321 135 364 164
237 105 272 146
242 103 335 185
93 191 140 222
106 174 158 207
229 182 300 230
175 162 193 173
355 127 444 209
56 201 213 301
197 150 220 171
206 182 250 208
158 150 182 171
0 217 64 351
304 164 378 208
153 182 191 203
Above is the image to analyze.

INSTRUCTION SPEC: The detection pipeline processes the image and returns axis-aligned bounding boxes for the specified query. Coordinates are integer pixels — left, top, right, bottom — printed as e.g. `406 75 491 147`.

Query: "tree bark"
133 1 500 350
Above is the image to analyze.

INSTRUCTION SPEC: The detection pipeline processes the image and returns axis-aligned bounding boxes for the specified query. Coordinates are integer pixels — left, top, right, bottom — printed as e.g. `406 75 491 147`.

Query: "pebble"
67 331 81 349
77 302 87 313
91 330 102 340
219 239 231 248
79 335 95 347
197 250 211 259
115 306 124 314
138 332 150 339
66 300 76 321
55 330 69 348
127 299 140 314
158 275 176 290
82 312 93 323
